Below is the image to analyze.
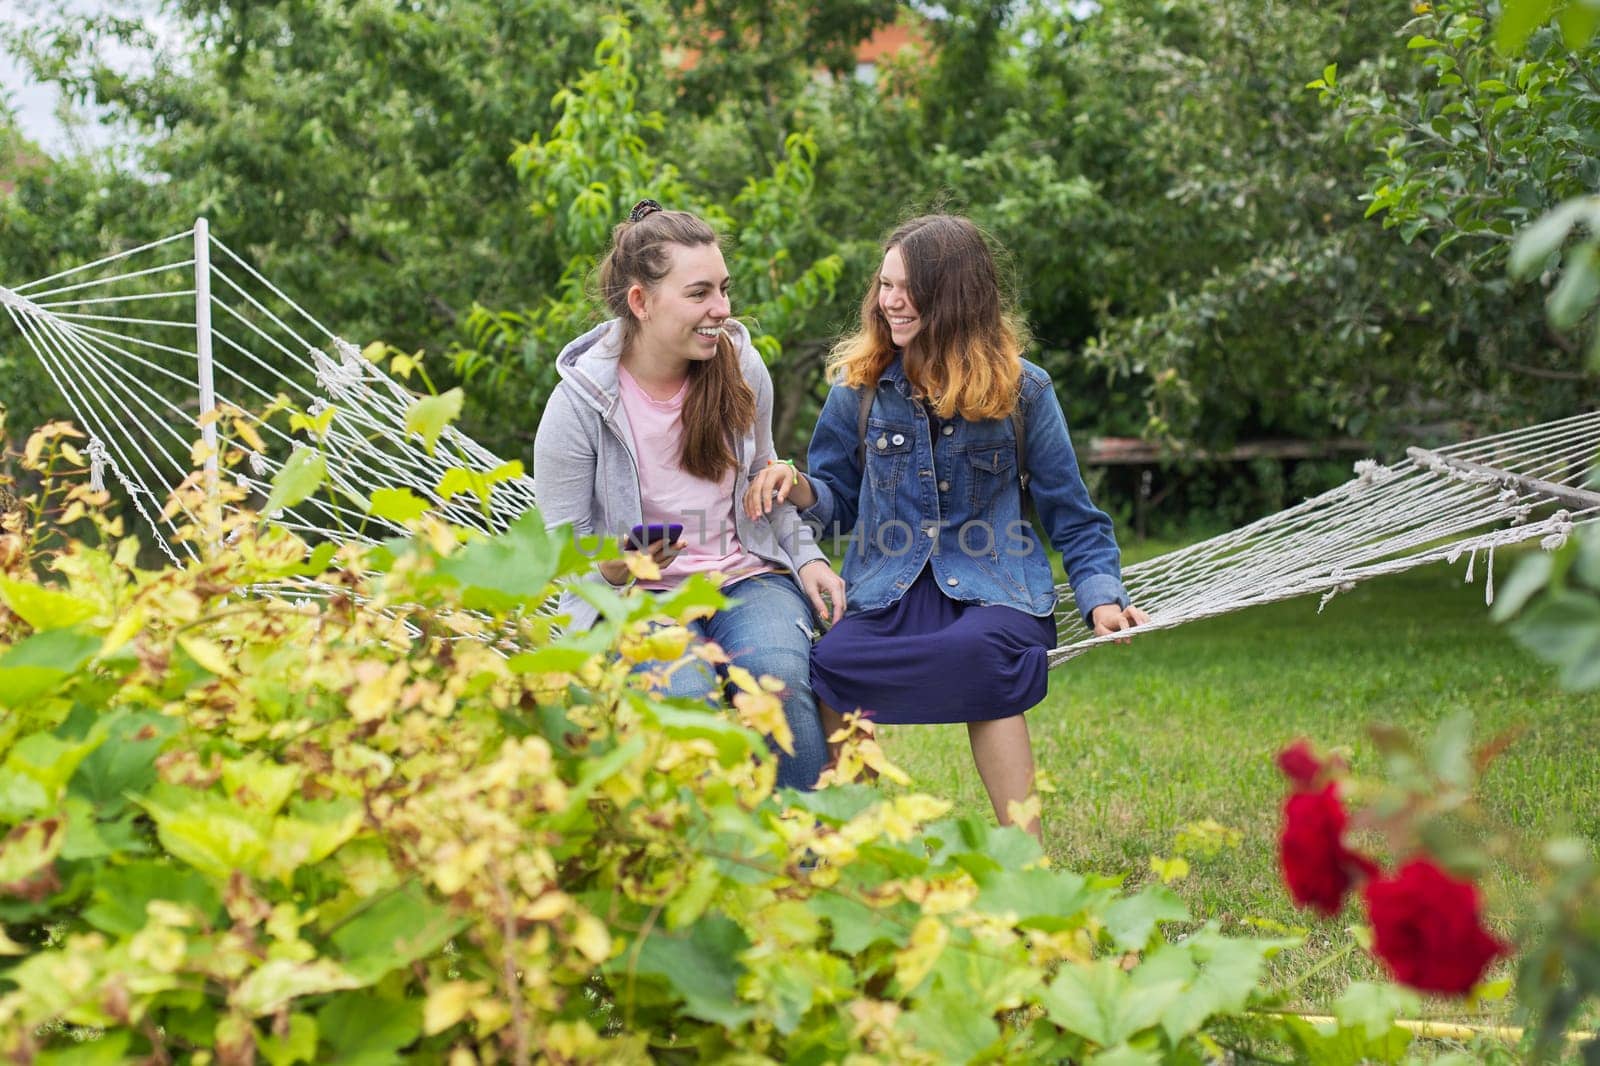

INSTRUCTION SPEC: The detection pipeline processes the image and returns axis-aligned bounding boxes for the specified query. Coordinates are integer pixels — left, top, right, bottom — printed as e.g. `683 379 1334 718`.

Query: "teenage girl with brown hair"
747 214 1147 833
535 201 846 790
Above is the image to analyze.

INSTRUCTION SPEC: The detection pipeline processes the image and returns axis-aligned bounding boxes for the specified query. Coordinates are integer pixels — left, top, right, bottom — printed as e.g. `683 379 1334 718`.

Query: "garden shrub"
0 417 1303 1064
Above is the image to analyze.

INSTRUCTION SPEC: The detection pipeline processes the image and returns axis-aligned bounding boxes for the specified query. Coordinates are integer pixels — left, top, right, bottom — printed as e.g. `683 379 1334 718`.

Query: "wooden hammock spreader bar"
1407 447 1600 512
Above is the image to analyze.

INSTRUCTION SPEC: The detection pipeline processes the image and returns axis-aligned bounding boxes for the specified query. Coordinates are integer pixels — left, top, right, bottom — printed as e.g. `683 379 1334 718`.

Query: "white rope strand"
11 230 193 294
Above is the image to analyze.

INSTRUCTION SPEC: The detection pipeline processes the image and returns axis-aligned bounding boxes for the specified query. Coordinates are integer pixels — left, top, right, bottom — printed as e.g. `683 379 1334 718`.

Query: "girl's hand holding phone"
598 524 686 586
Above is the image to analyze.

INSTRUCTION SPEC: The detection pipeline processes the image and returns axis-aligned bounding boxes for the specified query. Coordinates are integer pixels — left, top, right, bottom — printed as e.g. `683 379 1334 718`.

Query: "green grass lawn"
877 552 1600 1038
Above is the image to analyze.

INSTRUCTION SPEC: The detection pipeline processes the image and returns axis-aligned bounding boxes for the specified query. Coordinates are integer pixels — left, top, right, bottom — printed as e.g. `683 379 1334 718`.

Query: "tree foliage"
3 0 1597 504
452 17 849 454
1325 0 1600 373
6 0 635 403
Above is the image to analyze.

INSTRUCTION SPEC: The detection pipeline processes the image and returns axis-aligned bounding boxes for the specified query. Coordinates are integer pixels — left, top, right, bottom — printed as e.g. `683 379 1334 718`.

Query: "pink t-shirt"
616 367 771 591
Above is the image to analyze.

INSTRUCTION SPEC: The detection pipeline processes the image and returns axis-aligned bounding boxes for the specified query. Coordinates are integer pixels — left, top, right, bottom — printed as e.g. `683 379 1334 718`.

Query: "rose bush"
1275 719 1598 1060
1275 736 1507 995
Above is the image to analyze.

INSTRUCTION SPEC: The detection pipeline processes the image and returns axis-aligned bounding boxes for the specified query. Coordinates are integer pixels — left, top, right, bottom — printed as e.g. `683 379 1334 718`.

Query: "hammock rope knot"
85 438 110 494
1352 458 1392 485
0 285 38 313
311 346 363 398
1317 574 1357 613
1541 510 1574 551
333 339 365 367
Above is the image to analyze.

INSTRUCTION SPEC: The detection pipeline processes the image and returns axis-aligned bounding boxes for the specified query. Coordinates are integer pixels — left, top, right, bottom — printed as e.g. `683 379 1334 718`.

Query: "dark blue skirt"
809 565 1059 725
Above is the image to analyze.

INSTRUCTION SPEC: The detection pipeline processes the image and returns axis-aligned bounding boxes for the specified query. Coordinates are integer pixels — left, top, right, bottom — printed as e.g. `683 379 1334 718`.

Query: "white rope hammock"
1055 413 1599 664
2 220 1596 664
0 222 535 566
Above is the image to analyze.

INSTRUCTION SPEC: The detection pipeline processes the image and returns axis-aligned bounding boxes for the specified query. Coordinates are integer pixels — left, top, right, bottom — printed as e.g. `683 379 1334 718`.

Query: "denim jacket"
803 355 1129 623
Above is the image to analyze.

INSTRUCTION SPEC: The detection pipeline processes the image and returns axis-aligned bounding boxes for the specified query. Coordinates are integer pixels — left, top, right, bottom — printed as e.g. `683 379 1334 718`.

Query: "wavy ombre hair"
829 215 1027 421
597 208 753 482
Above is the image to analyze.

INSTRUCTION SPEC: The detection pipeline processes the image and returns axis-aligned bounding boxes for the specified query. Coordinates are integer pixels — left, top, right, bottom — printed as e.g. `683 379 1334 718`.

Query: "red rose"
1279 784 1377 916
1276 740 1325 790
1363 859 1508 995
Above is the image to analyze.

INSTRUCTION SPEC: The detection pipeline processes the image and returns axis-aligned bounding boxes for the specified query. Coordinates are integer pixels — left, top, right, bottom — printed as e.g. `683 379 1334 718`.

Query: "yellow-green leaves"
233 958 362 1016
624 915 756 1028
0 629 101 709
315 994 422 1063
261 446 327 517
82 861 224 936
1039 958 1186 1053
367 486 431 523
3 730 106 811
403 388 463 456
177 634 233 677
288 404 337 440
0 816 65 885
435 459 524 511
0 576 98 630
1509 197 1600 364
221 757 301 815
1494 0 1599 53
329 882 467 984
0 437 1304 1064
139 786 362 886
140 789 269 881
435 511 584 612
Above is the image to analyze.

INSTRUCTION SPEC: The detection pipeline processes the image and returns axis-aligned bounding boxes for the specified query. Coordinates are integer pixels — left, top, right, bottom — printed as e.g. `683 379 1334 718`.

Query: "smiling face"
630 242 732 366
876 245 920 348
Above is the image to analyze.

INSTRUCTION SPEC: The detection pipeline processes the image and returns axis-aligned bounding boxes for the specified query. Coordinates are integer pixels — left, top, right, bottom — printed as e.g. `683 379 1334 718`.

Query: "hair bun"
627 199 664 223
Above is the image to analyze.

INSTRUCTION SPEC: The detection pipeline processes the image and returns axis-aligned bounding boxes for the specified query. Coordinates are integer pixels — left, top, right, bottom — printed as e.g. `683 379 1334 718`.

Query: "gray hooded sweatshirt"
533 317 828 630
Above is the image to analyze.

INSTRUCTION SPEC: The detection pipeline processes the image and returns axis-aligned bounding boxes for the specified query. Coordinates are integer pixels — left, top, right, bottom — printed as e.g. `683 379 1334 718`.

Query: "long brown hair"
598 207 754 481
828 214 1027 422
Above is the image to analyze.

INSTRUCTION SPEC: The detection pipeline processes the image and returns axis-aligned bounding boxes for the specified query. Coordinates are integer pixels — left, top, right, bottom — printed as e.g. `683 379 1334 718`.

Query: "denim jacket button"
925 526 938 538
938 480 950 492
891 433 905 446
876 436 888 450
941 425 954 436
945 576 959 586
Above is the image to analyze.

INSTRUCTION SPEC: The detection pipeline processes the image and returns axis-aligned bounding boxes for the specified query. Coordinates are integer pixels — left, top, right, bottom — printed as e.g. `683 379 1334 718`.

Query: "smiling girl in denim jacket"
745 214 1147 837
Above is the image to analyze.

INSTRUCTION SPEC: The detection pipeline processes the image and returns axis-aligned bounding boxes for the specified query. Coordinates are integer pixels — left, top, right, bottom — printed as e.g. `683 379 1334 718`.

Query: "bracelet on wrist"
766 457 799 485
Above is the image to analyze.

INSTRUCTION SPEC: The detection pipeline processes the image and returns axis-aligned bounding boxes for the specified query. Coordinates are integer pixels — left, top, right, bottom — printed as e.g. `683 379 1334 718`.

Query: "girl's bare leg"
966 715 1041 840
817 699 879 782
818 699 847 767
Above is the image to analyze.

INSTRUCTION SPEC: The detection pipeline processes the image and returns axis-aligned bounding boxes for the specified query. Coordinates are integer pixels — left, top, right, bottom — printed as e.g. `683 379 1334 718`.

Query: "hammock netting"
3 221 1596 664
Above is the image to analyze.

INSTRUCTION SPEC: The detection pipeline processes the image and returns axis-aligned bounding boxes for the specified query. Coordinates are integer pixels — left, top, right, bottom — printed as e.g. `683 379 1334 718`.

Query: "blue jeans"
656 572 827 791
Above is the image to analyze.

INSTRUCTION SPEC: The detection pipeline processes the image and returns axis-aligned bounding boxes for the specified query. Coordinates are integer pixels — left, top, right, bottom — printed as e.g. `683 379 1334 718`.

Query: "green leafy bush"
0 414 1304 1063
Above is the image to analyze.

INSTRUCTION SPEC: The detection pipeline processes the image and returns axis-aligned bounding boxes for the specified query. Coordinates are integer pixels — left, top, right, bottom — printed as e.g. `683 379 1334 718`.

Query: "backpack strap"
856 383 874 470
1009 404 1030 493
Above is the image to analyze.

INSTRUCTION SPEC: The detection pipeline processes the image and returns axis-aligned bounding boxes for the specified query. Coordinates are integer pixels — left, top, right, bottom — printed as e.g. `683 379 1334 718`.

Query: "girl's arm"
1020 376 1129 625
740 332 828 571
746 338 778 474
803 383 866 539
534 386 630 585
532 386 598 536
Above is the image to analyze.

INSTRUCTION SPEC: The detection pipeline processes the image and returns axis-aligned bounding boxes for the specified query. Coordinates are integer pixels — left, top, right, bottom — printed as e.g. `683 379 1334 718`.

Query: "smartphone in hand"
625 522 685 552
